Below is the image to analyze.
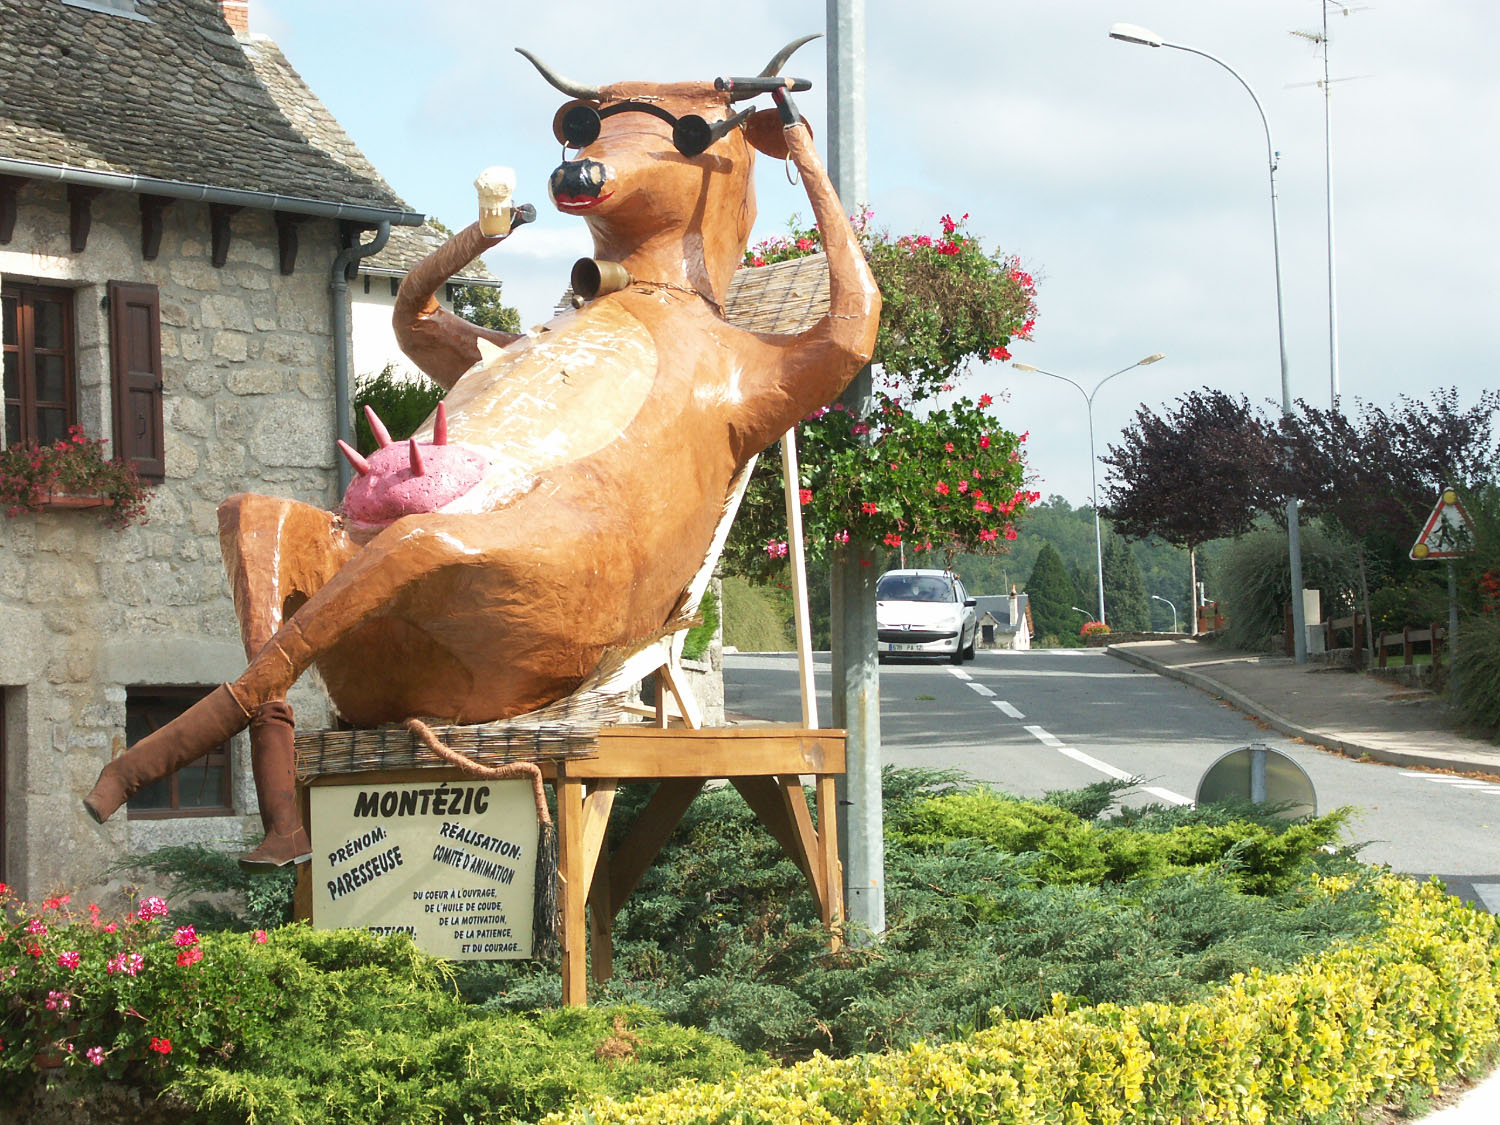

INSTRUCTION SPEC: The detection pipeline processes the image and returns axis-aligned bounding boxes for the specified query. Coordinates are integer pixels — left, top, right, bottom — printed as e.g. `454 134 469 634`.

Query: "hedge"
547 875 1500 1123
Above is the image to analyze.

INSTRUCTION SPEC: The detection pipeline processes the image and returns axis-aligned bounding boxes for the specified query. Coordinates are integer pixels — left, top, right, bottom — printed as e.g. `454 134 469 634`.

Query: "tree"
1101 389 1280 628
1025 542 1082 646
1281 388 1500 656
1102 534 1150 631
724 213 1041 579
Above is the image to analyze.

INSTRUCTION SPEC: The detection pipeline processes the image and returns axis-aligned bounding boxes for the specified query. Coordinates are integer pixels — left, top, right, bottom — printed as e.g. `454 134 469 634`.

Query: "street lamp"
1070 606 1093 620
1151 594 1178 633
1108 22 1309 665
1012 353 1165 627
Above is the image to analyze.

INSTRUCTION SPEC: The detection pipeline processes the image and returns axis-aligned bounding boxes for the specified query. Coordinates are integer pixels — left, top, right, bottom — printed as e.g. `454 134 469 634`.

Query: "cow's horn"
516 49 602 100
757 33 821 78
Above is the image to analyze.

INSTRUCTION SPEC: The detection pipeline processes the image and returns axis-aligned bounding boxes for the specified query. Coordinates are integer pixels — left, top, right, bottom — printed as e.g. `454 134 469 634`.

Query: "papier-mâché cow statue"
84 36 880 869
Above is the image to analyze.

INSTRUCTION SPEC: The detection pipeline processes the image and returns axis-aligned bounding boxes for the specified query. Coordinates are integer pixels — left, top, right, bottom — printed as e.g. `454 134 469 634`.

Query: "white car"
876 569 978 664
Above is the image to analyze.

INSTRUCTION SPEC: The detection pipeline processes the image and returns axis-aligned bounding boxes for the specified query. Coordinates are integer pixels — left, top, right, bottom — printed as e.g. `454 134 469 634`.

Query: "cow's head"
519 37 816 301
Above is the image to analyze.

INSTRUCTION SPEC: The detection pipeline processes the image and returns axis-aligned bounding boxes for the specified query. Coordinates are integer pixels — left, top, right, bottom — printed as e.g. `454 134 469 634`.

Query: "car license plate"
885 642 924 652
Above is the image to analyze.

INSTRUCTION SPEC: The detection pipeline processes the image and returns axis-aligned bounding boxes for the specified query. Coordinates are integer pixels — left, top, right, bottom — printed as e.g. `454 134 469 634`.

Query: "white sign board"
310 779 537 960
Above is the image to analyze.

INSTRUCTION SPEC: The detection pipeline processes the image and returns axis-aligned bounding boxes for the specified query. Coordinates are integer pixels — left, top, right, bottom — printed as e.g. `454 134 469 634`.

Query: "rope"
405 718 552 828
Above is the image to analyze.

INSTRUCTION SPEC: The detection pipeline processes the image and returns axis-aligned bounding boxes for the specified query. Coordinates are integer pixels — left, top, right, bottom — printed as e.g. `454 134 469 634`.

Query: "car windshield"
878 575 954 603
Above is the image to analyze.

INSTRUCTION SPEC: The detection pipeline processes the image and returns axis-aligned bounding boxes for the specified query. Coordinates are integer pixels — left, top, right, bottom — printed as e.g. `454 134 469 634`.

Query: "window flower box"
0 426 150 527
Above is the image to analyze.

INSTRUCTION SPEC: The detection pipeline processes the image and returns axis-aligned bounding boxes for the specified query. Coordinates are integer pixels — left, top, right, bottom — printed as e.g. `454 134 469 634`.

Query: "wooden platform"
297 723 845 1005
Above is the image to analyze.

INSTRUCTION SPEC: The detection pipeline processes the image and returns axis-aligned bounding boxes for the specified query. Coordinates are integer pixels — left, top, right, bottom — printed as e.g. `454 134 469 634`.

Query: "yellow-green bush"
546 876 1500 1124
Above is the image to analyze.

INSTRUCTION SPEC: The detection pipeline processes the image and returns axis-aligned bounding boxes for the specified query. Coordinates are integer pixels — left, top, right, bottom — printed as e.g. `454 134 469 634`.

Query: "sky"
248 0 1500 509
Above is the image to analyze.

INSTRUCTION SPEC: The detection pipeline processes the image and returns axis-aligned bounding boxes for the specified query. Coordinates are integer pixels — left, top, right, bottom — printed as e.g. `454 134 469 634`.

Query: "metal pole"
1087 399 1106 624
1161 42 1308 664
1321 1 1341 408
1449 561 1460 706
827 0 884 939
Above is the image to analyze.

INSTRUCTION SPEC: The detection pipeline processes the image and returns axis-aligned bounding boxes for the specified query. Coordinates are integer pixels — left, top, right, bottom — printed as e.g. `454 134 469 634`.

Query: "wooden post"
557 772 588 1006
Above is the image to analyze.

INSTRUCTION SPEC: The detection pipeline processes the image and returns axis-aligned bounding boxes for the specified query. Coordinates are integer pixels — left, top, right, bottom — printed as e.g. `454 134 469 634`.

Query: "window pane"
37 408 67 446
178 761 228 808
4 404 19 446
2 349 16 399
130 777 172 810
34 354 66 403
2 295 14 346
32 298 65 350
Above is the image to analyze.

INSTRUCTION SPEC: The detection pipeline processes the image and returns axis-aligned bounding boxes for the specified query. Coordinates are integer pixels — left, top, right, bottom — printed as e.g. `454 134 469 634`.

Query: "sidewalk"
1106 637 1500 1122
1106 638 1500 777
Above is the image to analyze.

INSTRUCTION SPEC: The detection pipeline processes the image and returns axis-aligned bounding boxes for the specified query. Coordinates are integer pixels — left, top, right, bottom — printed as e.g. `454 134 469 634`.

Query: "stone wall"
0 185 344 900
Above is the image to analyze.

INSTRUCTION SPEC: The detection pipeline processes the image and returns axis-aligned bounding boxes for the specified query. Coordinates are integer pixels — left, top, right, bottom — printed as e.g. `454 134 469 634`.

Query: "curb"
1105 645 1497 777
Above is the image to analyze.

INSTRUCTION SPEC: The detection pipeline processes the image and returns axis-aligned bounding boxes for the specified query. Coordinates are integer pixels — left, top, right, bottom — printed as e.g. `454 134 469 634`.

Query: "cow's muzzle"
550 158 611 210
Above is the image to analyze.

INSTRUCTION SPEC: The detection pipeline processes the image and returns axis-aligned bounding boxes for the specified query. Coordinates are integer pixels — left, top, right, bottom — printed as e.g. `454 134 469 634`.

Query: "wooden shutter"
108 280 164 481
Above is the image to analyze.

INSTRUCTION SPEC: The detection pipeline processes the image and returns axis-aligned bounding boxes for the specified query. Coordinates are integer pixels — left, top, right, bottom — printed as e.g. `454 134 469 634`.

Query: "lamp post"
1070 606 1093 620
1012 353 1165 626
1109 22 1308 664
1151 594 1178 633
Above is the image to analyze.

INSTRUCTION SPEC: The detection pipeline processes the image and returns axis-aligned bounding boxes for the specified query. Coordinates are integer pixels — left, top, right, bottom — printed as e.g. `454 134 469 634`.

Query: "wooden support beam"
588 849 613 984
817 774 844 941
608 779 704 918
580 780 618 890
138 195 173 260
209 203 241 268
0 176 24 243
67 185 102 253
658 659 704 729
733 776 815 893
557 774 588 1006
777 775 825 908
274 210 308 275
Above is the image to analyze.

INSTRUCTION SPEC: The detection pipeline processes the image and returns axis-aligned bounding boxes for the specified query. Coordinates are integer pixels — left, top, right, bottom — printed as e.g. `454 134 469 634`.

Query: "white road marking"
993 700 1025 719
947 668 973 681
968 682 996 698
1025 726 1193 804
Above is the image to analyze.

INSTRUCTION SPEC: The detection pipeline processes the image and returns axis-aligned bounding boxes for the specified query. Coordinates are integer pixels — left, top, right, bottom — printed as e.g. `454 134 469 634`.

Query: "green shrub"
545 876 1500 1124
720 574 792 652
111 841 294 932
351 366 445 454
1455 609 1500 737
1219 524 1361 650
1 890 756 1123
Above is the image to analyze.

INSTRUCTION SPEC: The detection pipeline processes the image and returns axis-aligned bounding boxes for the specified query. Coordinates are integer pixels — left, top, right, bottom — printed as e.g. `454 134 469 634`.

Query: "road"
724 648 1500 906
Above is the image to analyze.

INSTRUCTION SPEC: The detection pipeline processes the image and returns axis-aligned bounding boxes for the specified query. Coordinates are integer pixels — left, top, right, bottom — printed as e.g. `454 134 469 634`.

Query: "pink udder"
342 441 488 527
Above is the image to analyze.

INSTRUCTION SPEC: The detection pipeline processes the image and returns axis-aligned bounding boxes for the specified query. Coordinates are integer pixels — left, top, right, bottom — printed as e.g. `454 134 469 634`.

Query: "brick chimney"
220 0 250 35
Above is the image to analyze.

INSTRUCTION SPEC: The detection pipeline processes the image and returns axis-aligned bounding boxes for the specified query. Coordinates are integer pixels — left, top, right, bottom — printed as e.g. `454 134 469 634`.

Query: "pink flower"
46 990 71 1011
799 488 812 506
979 529 999 542
935 481 950 496
941 213 958 234
957 481 969 494
805 406 828 421
944 442 954 453
860 502 879 515
764 540 789 559
176 947 203 968
883 533 902 547
1005 526 1018 541
851 422 870 436
25 919 47 936
937 240 960 256
136 896 168 921
978 394 993 409
148 1037 171 1055
795 237 815 251
173 926 198 948
988 345 1011 362
834 530 850 545
979 434 991 450
57 951 81 970
103 923 117 934
106 952 145 977
253 930 268 944
86 1046 104 1067
975 500 993 514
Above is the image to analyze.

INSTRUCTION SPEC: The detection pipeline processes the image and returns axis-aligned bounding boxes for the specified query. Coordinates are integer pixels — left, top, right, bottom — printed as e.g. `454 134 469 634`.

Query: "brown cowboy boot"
238 700 312 872
84 684 250 824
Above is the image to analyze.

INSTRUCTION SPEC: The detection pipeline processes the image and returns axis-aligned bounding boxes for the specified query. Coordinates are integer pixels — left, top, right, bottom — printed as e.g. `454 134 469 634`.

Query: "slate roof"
0 0 417 222
239 32 491 281
975 594 1027 630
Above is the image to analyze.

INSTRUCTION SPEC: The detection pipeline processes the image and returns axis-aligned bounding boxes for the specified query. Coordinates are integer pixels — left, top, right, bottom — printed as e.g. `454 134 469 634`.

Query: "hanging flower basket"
0 426 151 528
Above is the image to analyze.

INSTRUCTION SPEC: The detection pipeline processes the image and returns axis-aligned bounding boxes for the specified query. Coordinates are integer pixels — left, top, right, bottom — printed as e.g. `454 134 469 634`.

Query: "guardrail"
1376 623 1446 670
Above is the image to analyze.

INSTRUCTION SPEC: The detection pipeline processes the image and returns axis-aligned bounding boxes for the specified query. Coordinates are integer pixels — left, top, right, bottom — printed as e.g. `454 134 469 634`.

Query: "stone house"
0 0 486 898
974 590 1031 650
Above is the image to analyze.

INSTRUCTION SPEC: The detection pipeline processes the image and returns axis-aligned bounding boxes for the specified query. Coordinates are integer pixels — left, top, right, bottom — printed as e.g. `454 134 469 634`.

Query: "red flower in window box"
0 426 152 527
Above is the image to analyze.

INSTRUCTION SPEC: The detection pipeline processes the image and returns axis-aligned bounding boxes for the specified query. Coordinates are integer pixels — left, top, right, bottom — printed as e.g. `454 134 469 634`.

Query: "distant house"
974 589 1031 650
0 0 481 897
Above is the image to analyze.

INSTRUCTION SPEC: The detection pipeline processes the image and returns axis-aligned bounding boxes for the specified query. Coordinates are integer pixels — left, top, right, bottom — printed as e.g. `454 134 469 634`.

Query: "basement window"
125 688 234 819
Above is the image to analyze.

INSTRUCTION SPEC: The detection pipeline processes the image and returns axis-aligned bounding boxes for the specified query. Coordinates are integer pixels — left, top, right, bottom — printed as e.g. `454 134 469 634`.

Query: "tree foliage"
351 367 445 455
724 214 1040 579
1102 533 1150 631
1100 389 1278 553
1024 542 1082 645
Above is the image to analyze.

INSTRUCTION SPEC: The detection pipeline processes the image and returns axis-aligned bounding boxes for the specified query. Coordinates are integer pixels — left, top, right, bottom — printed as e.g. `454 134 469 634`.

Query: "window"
3 283 77 448
125 688 233 818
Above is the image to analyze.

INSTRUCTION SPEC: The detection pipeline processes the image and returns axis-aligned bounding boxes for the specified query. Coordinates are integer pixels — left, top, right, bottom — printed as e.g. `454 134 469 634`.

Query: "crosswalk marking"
968 682 996 698
993 700 1025 719
1025 725 1193 805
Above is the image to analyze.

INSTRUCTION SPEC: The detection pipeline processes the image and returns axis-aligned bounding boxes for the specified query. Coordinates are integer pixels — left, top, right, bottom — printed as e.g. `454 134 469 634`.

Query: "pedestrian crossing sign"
1410 487 1477 560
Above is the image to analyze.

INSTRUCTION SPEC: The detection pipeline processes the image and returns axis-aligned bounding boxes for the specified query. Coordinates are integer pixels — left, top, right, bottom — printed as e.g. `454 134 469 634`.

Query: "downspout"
331 222 390 493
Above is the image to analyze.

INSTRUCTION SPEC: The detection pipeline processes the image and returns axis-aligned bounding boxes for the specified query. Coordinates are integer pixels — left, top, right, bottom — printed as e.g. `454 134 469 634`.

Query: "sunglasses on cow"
559 101 754 158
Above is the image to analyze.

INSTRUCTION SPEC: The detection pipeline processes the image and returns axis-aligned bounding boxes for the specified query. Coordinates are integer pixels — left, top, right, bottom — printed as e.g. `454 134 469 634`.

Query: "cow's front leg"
84 516 476 868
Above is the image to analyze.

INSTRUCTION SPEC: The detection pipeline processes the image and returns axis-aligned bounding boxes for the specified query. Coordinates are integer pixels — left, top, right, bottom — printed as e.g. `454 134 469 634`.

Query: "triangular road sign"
1410 487 1477 560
